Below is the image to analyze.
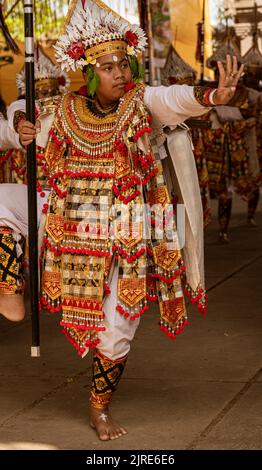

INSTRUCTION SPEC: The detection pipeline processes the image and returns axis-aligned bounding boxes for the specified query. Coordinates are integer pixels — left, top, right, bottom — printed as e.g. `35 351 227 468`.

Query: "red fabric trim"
60 321 105 332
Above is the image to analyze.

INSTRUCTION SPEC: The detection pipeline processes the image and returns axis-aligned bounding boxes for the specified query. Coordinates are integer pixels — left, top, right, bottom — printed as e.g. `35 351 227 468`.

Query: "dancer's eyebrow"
99 58 128 66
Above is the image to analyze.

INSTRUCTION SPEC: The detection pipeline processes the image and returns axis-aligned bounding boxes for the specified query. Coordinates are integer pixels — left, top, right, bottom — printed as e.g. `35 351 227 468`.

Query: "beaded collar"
56 84 145 154
86 97 119 118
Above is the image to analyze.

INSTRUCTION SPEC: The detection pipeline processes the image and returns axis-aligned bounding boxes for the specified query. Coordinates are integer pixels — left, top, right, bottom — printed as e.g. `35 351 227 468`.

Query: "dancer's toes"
90 406 127 441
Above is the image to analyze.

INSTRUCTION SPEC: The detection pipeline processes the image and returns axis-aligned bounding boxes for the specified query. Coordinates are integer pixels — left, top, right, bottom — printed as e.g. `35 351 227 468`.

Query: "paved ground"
0 194 261 450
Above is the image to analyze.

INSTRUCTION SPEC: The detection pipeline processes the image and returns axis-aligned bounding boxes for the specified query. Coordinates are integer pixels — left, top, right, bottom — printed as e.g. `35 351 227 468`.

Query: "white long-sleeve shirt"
144 84 209 127
0 114 21 150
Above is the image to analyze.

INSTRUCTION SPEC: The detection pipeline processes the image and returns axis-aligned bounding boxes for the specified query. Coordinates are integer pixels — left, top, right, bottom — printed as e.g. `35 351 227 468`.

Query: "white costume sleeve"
0 114 21 150
144 85 210 127
142 85 209 292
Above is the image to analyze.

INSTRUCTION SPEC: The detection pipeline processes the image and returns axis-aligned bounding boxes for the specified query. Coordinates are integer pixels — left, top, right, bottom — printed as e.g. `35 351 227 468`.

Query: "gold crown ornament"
54 0 147 72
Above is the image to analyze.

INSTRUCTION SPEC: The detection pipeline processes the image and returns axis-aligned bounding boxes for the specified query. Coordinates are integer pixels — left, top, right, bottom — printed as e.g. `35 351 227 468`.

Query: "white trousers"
0 183 140 360
0 184 46 236
98 267 140 360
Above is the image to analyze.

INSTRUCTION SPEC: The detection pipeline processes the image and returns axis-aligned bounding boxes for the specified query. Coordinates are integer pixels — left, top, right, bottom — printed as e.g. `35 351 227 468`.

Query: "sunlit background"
0 1 261 102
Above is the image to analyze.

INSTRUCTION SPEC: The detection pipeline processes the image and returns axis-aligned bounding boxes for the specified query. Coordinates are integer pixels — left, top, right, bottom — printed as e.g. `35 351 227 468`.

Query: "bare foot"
0 293 25 322
247 217 258 227
90 406 127 441
218 232 230 244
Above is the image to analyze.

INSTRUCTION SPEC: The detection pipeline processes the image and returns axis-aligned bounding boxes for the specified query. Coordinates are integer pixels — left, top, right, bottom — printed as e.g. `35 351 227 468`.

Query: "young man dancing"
2 0 243 441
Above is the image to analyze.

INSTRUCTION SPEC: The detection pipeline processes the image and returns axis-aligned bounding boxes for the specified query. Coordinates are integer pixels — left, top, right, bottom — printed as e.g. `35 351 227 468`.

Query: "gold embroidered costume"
40 84 206 357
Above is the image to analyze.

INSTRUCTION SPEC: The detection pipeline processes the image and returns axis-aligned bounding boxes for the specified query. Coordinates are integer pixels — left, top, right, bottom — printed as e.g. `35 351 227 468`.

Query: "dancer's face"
92 51 132 108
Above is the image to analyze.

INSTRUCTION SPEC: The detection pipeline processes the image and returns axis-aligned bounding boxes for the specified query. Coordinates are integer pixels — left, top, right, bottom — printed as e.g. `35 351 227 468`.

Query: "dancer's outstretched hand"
213 54 244 105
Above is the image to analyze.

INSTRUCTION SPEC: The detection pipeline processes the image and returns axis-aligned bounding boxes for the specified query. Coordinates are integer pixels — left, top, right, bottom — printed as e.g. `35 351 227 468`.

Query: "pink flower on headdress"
67 41 85 60
125 31 139 47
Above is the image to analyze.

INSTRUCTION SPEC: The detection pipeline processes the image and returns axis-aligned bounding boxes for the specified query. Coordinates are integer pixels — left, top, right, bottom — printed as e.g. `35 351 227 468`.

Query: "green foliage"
86 65 100 97
137 62 145 81
129 56 145 83
4 0 71 41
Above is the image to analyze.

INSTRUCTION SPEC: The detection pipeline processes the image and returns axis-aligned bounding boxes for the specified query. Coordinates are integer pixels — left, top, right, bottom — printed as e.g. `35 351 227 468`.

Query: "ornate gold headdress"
16 45 70 96
54 0 147 71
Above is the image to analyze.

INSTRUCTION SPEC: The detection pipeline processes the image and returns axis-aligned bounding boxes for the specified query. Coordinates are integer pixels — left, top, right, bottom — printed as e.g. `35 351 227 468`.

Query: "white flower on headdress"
54 1 147 72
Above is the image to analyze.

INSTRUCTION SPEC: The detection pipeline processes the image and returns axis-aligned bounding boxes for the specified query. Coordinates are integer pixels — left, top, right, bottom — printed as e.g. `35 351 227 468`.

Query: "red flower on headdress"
67 41 85 60
124 82 136 93
58 76 66 86
125 31 139 47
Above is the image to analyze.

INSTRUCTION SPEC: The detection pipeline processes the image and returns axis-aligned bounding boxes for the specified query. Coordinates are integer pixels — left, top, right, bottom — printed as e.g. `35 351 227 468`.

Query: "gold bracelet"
13 110 26 133
194 86 216 107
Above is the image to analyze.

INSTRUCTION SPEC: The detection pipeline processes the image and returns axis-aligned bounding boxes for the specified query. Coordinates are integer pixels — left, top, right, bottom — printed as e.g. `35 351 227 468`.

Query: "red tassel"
146 294 158 302
103 282 111 296
133 127 152 142
62 328 100 356
40 296 61 313
116 304 149 319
